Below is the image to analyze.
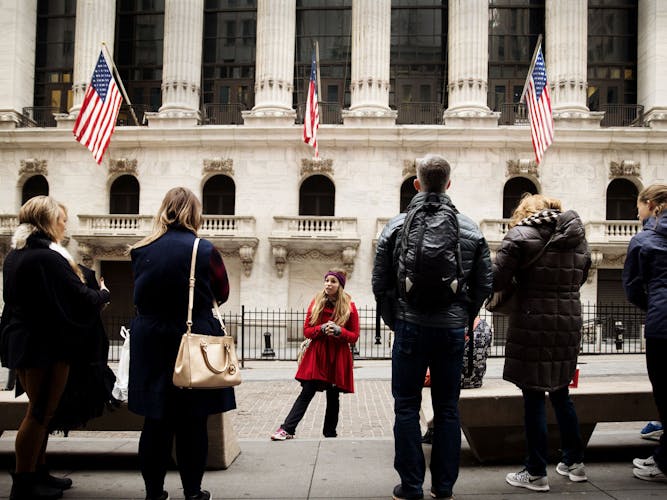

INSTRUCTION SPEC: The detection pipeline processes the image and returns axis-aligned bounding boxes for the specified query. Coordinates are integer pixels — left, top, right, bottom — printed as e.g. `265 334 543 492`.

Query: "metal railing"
116 104 155 126
498 103 529 126
104 303 647 363
599 104 644 127
21 107 59 127
396 102 443 125
202 103 246 125
296 102 343 125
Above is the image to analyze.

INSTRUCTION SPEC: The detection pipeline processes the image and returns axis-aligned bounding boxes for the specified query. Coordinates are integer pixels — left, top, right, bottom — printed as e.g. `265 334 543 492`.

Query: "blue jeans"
522 386 584 476
392 319 465 497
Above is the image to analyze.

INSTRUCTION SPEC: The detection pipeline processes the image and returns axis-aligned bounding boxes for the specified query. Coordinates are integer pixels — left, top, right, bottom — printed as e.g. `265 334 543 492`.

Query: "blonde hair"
638 183 667 218
309 268 352 326
18 195 62 242
509 193 562 228
132 187 202 249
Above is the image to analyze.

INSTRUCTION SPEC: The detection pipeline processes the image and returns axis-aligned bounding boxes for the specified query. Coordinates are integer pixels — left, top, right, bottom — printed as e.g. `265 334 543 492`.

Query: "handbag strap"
187 237 227 336
520 232 557 270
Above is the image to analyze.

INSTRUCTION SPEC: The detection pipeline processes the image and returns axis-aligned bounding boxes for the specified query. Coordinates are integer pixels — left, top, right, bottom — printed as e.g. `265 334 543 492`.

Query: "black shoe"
185 490 211 500
323 431 337 438
392 484 423 500
421 428 433 444
145 491 169 500
37 466 73 490
10 472 63 500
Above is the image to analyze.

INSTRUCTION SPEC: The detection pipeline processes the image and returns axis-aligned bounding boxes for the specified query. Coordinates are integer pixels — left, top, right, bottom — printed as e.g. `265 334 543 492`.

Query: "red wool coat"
295 299 360 393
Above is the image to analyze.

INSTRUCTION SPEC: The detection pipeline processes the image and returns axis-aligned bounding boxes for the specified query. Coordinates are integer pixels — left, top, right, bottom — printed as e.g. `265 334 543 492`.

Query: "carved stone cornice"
402 160 416 178
609 160 640 179
108 158 138 176
300 158 333 178
507 159 539 177
269 240 360 277
19 159 48 177
203 158 234 176
272 245 287 278
77 243 131 267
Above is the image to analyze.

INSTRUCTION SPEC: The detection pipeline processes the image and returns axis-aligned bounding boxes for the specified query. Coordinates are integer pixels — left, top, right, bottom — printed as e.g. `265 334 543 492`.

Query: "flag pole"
101 42 140 126
314 40 321 103
519 34 543 104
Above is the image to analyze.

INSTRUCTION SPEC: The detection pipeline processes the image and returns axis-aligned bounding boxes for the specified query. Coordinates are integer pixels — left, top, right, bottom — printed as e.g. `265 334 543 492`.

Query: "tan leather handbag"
173 238 241 389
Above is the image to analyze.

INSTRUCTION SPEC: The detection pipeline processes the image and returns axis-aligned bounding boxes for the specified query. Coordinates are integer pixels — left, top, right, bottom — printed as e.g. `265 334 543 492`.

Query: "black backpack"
396 193 466 311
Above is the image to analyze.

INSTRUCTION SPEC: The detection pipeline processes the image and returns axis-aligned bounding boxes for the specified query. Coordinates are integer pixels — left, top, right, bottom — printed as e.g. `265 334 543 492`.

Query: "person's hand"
99 277 109 293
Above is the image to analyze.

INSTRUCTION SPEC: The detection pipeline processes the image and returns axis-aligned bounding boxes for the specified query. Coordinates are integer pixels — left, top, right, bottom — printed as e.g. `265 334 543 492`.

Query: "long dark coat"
128 227 235 419
493 210 591 391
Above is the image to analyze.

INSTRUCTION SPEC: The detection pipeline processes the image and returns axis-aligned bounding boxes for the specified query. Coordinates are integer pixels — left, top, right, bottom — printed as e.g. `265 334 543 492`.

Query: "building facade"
0 0 665 336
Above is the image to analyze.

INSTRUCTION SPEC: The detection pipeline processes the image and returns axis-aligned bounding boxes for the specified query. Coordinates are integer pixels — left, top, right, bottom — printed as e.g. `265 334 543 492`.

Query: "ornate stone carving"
402 160 416 178
272 245 287 278
342 246 357 275
239 245 256 277
587 249 604 283
609 160 640 178
108 158 138 175
507 159 539 177
300 158 333 177
203 158 234 176
19 159 47 176
287 249 341 262
77 243 130 267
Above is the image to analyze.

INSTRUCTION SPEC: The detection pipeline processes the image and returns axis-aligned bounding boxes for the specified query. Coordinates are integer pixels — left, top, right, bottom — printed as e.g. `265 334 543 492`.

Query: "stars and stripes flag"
524 46 554 164
303 51 319 158
73 51 123 164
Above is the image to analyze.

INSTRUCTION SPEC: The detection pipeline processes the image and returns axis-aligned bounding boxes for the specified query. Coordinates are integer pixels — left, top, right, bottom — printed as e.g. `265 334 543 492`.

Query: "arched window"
299 175 335 216
203 175 236 215
22 175 49 204
109 175 140 214
606 178 638 220
503 177 538 218
400 176 417 212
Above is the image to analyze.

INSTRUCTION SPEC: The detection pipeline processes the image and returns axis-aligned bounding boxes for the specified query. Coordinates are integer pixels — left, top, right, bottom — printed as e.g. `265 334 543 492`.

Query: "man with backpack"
372 154 492 500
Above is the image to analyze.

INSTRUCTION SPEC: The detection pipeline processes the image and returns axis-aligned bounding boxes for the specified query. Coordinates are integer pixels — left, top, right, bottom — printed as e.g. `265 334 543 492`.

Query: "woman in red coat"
271 269 360 440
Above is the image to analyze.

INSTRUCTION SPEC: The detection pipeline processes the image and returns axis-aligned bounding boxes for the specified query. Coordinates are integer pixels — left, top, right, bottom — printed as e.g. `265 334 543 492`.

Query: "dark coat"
0 233 110 370
372 192 493 328
128 227 236 419
623 214 667 339
295 299 360 393
493 210 591 391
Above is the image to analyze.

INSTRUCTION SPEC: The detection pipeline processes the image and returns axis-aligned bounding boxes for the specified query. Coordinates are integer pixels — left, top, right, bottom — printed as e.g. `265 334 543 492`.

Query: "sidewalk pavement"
1 355 667 499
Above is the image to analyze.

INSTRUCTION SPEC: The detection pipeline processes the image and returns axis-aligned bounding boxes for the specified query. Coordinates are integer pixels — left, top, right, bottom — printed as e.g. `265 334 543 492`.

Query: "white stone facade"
1 0 666 315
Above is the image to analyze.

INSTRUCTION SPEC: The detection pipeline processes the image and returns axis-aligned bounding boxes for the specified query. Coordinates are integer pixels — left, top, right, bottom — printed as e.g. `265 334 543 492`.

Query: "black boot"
10 472 63 500
421 428 434 444
37 465 73 490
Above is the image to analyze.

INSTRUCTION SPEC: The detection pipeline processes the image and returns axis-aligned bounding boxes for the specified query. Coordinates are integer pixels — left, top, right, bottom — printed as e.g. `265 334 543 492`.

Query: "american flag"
525 47 554 164
303 51 319 158
73 51 123 164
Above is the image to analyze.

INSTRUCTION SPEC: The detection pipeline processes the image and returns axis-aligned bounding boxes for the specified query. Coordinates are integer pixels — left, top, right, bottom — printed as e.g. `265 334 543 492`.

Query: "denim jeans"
646 338 667 472
522 386 584 476
392 319 465 497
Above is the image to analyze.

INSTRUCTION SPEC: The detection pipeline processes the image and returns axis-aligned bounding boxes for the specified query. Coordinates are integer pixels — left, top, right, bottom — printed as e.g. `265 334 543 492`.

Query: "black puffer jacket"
493 210 591 391
372 192 492 328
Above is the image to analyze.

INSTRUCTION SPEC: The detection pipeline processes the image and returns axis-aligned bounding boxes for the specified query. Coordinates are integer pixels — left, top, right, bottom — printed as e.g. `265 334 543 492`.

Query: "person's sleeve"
622 238 648 310
468 235 493 314
303 300 325 339
372 222 398 297
209 247 230 304
492 230 522 293
339 302 360 343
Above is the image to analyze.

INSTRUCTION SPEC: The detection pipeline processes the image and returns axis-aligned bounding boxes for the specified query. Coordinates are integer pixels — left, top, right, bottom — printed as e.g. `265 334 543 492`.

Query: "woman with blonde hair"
623 183 667 482
271 269 360 440
1 196 110 499
129 187 234 500
492 193 591 492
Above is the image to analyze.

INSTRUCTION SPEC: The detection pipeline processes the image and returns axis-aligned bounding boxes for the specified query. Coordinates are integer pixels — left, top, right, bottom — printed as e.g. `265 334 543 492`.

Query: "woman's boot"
10 472 63 500
36 464 73 490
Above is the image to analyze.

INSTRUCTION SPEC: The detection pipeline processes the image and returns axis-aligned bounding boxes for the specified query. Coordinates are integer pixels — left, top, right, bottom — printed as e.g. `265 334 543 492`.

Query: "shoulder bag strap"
520 232 557 270
186 238 201 335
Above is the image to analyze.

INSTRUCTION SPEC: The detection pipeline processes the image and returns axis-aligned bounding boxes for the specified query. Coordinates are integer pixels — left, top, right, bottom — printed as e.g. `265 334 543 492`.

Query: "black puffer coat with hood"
493 210 591 391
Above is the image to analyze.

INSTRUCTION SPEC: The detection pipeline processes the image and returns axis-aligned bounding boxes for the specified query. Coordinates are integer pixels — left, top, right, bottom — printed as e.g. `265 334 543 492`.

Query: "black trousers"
139 412 208 498
646 338 667 472
282 380 340 437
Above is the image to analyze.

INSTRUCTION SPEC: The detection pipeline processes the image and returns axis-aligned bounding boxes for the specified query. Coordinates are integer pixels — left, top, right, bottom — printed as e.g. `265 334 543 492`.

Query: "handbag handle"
187 238 227 336
200 340 233 374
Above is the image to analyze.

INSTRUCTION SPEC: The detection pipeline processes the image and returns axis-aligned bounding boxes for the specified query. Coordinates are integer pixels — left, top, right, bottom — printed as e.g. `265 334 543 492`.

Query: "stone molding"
609 160 640 179
270 242 359 277
203 158 234 176
19 158 48 177
300 158 333 177
506 159 538 177
77 243 130 267
255 78 294 95
108 158 138 176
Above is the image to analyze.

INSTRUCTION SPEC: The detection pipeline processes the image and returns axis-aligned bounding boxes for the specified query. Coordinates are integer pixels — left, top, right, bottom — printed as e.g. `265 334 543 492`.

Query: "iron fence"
104 303 646 363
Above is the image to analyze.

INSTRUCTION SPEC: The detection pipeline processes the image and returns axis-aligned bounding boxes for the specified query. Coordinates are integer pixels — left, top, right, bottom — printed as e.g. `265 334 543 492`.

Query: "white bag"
112 326 130 402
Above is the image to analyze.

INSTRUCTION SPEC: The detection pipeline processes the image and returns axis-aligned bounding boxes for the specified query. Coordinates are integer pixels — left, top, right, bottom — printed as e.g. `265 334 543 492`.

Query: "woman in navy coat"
623 183 667 482
129 187 234 500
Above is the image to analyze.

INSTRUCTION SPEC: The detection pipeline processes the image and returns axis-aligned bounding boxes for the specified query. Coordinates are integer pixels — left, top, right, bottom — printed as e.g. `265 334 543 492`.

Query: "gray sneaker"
505 469 550 492
633 464 667 482
633 455 656 470
556 462 587 482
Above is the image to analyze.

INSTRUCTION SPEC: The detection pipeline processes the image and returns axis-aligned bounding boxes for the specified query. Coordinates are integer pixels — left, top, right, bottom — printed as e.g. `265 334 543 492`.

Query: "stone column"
443 0 497 126
342 0 396 126
545 0 601 127
0 0 37 129
638 0 667 128
242 0 296 126
146 0 204 128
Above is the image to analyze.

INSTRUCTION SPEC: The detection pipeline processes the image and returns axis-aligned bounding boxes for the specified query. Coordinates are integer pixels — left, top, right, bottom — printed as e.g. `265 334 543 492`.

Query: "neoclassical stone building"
0 0 665 334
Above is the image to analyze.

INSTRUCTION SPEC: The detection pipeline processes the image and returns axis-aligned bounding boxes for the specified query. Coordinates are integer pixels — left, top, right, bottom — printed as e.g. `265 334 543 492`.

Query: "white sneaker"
556 462 587 482
505 469 550 492
270 427 294 441
633 455 656 470
633 464 667 482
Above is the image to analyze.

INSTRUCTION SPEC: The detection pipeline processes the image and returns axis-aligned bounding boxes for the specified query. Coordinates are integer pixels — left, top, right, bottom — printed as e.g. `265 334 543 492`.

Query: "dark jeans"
392 319 465 498
522 386 584 476
139 413 208 498
282 380 340 436
646 338 667 472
